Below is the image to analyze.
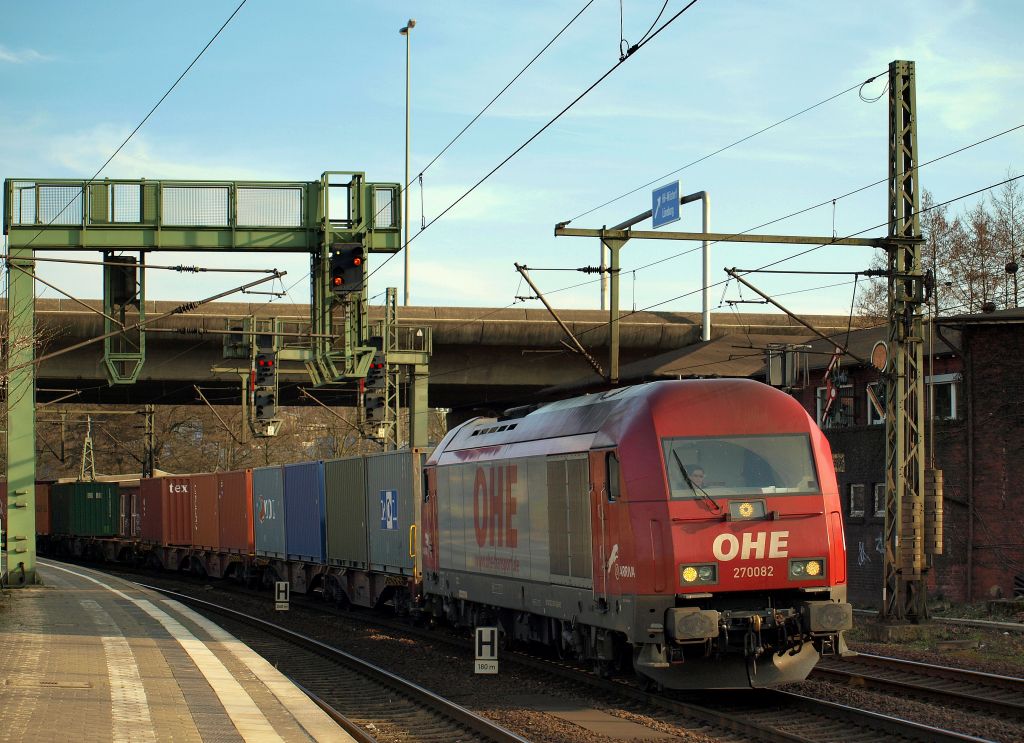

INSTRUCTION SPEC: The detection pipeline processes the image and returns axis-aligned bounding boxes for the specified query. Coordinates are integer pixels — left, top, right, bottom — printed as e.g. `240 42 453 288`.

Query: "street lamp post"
400 18 416 306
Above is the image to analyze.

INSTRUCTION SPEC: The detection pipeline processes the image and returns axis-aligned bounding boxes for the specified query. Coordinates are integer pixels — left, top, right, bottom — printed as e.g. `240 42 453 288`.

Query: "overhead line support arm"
554 226 883 247
725 268 869 365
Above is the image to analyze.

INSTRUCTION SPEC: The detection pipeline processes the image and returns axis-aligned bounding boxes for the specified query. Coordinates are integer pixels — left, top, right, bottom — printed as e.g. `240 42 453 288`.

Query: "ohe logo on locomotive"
473 464 518 548
712 530 789 561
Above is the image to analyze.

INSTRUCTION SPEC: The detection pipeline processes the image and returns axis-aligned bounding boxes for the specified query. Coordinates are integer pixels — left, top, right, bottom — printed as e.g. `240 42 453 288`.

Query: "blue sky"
2 1 1021 318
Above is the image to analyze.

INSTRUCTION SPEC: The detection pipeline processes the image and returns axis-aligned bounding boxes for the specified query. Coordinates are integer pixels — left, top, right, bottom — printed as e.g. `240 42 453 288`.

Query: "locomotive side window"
606 452 621 502
662 434 820 499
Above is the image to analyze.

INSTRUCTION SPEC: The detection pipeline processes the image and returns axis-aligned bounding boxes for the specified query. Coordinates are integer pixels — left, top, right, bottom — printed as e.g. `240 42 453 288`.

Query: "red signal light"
332 276 343 286
353 257 362 266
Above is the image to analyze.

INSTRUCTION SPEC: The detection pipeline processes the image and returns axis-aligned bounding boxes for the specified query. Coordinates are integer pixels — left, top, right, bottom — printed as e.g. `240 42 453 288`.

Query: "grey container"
364 449 424 575
253 466 286 558
324 456 368 568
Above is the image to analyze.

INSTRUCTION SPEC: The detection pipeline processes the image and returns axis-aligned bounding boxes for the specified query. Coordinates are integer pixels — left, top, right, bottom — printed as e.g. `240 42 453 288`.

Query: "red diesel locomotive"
421 378 852 689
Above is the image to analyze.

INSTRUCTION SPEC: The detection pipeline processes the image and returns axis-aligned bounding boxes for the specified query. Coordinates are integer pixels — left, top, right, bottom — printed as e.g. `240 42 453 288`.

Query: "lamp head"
400 19 416 34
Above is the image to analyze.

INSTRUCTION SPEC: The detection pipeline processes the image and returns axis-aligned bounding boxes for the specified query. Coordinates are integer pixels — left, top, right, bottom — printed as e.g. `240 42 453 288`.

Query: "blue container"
253 466 286 558
283 461 326 563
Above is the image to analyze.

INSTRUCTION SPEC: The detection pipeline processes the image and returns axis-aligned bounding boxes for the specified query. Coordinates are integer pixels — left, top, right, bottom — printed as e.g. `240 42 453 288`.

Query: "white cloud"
44 125 273 180
0 45 51 64
865 3 1024 133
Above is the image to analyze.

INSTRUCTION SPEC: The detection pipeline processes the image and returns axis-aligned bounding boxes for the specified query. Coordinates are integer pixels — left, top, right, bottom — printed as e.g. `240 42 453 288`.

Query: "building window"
849 483 865 518
873 483 886 518
927 373 959 420
866 382 885 425
816 385 854 428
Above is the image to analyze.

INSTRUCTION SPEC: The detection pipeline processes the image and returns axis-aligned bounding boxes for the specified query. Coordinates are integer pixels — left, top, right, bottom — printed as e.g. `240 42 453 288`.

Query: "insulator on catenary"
171 301 201 314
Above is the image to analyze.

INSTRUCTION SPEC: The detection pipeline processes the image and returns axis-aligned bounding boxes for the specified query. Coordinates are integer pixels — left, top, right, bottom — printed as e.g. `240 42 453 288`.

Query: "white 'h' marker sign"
475 626 498 674
275 581 290 611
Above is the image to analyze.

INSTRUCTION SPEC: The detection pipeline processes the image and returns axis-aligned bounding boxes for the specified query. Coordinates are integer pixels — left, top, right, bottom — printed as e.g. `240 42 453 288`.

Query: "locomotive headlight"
680 564 717 585
789 558 825 580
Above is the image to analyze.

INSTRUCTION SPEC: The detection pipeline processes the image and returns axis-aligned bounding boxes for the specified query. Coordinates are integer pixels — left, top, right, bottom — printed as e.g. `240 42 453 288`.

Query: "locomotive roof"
432 378 786 459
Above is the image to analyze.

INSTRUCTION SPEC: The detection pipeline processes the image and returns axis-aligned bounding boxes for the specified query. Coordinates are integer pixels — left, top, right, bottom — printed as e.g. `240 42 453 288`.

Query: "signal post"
3 171 432 584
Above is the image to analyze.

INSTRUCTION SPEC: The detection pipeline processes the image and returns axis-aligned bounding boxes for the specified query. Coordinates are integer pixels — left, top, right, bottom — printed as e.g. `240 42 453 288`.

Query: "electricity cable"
15 0 248 250
368 0 596 228
520 121 1024 307
426 173 1024 395
598 121 1024 281
360 0 701 288
580 173 1024 333
565 71 888 224
413 0 595 187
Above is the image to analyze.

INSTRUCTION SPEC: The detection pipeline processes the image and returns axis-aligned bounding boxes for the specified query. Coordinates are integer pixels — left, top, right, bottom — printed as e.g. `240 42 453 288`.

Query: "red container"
191 473 219 550
0 481 51 535
34 484 51 535
140 477 193 546
217 469 253 554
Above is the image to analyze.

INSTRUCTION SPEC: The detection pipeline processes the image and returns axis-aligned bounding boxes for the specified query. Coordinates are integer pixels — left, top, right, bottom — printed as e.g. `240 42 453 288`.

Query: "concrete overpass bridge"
22 299 848 412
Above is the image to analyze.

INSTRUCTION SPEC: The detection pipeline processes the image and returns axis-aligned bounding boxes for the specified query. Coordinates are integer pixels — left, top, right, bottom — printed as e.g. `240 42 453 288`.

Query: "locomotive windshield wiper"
672 450 721 512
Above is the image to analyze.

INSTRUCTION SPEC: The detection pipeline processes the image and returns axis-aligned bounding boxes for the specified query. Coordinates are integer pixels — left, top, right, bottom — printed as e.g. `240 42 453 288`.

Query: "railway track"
140 583 530 743
96 564 1011 742
812 652 1024 721
495 648 995 743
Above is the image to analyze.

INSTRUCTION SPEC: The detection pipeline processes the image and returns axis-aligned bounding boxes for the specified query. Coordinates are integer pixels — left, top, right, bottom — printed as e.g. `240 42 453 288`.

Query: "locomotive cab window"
663 434 819 499
606 452 621 502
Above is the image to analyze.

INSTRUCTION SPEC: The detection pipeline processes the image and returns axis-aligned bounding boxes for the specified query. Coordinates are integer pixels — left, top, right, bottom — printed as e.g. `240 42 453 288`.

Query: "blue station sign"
652 181 680 228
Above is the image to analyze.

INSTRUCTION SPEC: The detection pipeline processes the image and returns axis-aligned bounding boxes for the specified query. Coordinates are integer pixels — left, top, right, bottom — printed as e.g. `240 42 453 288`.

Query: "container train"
34 378 852 689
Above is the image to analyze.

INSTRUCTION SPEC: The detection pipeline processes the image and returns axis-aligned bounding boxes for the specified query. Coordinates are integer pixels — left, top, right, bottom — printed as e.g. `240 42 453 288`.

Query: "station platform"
0 559 353 742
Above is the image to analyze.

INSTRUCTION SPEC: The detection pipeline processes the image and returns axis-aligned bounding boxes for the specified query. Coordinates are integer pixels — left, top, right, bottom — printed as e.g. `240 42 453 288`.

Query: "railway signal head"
330 245 365 296
365 391 386 422
254 390 277 421
255 353 277 387
366 354 387 390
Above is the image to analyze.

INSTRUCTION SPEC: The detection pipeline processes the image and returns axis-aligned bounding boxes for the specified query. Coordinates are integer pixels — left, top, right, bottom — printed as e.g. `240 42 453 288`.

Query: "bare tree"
991 173 1022 308
34 401 447 478
858 177 1021 318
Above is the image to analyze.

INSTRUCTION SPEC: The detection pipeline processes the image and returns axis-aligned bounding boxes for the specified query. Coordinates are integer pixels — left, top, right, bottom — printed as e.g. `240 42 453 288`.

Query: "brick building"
789 310 1024 607
557 311 1024 608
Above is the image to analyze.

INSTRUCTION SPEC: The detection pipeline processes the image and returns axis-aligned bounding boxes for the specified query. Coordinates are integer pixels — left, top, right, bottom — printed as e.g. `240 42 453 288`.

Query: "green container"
50 482 119 537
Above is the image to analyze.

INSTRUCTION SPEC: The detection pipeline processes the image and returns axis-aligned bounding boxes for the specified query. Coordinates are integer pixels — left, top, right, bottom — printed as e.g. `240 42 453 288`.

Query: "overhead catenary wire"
565 70 888 224
0 253 278 273
369 0 596 228
589 121 1024 282
413 0 596 187
401 122 1024 389
616 173 1024 321
424 173 1024 401
523 121 1024 309
360 0 701 289
15 0 248 250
